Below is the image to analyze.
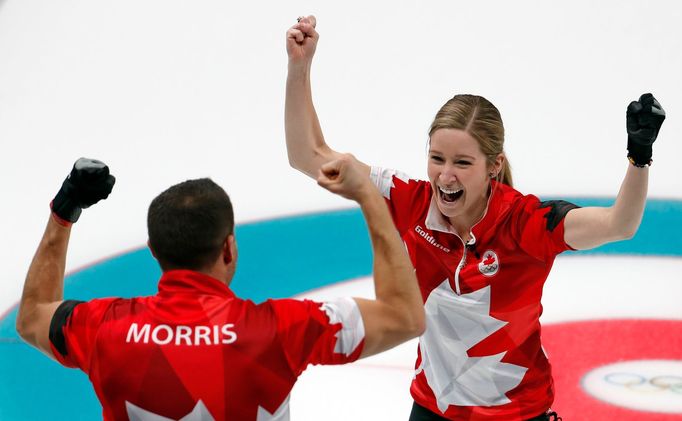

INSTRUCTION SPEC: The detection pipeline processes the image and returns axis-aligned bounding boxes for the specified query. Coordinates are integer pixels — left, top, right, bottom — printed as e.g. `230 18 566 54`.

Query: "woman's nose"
440 165 458 183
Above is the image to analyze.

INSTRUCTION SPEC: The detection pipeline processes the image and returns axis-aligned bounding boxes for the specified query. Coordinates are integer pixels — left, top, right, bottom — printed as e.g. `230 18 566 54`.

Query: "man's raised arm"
16 158 115 358
317 154 424 358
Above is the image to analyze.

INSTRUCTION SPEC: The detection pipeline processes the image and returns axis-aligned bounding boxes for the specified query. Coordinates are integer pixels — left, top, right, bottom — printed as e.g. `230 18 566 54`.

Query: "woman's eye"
430 156 444 162
456 160 471 166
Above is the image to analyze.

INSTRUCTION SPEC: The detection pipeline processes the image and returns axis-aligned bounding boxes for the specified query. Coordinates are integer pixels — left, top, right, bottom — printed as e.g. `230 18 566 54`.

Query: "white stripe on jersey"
319 297 364 356
369 166 411 200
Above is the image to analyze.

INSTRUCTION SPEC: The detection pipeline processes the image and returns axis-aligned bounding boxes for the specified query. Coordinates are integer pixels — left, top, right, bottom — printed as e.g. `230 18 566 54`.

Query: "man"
16 155 425 420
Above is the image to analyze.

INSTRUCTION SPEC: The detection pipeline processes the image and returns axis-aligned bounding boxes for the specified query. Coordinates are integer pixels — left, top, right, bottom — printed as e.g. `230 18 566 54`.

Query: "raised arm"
16 159 115 358
285 15 369 179
16 216 70 358
564 93 665 250
317 155 424 358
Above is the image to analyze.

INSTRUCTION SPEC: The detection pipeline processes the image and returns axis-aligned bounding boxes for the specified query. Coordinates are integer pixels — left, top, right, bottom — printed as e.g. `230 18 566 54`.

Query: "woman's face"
427 128 500 227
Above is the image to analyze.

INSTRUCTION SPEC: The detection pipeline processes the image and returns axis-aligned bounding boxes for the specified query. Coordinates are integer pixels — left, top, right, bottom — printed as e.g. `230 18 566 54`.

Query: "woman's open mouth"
439 186 464 203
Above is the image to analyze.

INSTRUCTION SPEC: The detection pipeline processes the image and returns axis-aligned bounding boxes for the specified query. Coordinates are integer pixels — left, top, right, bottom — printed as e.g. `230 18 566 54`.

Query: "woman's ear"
491 153 505 178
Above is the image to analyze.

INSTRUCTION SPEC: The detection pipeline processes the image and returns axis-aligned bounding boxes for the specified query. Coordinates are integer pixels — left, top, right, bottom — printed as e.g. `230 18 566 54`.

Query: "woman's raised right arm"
285 16 368 179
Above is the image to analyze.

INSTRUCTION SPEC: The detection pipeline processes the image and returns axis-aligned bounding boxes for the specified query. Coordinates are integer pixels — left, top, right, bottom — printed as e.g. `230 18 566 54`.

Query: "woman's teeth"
439 187 461 194
439 186 463 203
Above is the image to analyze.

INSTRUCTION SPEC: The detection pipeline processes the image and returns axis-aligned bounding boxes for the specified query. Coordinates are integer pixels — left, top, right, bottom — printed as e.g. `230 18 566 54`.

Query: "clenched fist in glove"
51 158 116 226
627 93 665 167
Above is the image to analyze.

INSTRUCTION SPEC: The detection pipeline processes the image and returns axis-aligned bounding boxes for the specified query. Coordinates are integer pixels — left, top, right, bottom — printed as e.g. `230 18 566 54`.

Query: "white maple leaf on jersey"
256 396 290 421
126 400 215 421
126 397 290 421
416 281 528 413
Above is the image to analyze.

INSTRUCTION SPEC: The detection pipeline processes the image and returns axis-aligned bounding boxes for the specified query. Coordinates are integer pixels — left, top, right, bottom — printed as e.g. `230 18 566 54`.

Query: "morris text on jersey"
126 323 238 346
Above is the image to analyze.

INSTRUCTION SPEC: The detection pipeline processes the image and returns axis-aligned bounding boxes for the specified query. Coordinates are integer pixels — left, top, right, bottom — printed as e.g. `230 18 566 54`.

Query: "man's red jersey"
49 270 365 420
370 167 575 421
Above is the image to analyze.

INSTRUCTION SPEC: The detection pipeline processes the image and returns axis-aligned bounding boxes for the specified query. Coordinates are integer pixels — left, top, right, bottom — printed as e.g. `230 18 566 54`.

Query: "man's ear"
147 240 157 259
223 235 235 264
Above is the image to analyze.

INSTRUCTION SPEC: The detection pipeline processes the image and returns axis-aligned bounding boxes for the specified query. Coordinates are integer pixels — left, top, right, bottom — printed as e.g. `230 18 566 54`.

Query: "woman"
285 16 665 421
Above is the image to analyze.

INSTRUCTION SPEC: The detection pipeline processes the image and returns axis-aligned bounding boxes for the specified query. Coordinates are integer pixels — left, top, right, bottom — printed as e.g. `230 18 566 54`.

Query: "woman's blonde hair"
429 94 513 187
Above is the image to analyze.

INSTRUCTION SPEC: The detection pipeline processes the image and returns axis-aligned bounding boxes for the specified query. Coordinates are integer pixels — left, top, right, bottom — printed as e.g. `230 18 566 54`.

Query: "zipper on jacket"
448 183 496 295
453 241 467 295
453 236 475 296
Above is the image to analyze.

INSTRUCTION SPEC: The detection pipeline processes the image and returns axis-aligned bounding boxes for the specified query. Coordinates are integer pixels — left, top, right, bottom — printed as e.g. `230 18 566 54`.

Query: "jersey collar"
158 270 236 299
425 200 457 234
470 181 507 242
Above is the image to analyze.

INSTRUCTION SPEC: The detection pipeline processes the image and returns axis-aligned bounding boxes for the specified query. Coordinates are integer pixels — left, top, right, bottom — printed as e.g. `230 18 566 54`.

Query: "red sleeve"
510 196 578 261
269 297 365 376
369 166 429 236
48 297 117 372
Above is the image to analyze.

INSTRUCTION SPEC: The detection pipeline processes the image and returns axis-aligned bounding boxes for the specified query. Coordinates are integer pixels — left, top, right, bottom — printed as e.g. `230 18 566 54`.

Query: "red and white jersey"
49 270 365 421
370 167 574 420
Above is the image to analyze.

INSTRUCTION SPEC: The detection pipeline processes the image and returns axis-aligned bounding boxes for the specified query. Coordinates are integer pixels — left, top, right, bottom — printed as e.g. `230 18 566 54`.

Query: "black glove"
626 93 665 167
51 158 116 224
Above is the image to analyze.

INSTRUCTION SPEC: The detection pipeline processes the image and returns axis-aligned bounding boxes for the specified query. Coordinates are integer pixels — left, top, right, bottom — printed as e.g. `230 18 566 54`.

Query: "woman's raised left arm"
563 93 665 250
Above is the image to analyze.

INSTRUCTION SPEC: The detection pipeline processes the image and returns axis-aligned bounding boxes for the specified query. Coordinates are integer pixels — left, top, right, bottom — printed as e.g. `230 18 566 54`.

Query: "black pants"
409 402 561 421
